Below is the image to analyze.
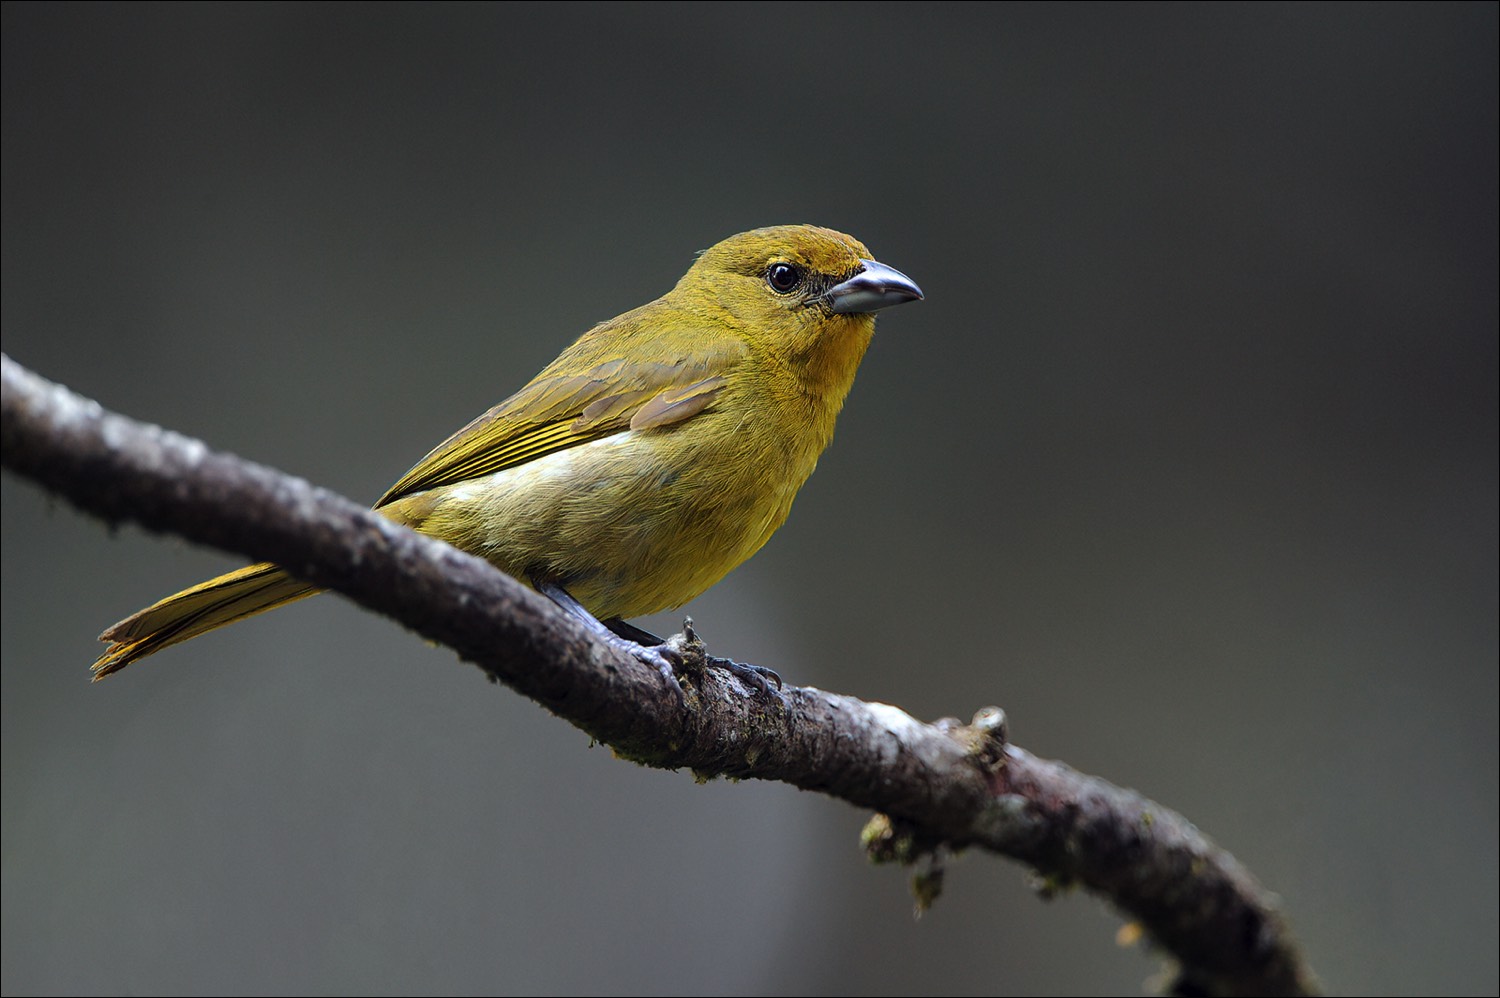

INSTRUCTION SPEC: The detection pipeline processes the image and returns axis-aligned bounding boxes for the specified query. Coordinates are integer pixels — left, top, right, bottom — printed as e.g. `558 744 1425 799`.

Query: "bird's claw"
706 654 785 701
673 617 784 701
631 642 687 705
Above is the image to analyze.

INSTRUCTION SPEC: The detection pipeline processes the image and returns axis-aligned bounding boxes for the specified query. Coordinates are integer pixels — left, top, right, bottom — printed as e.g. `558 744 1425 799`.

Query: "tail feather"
93 563 320 680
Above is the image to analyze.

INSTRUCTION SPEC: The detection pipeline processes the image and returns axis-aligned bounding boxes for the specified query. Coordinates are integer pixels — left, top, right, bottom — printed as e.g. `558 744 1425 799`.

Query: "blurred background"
3 4 1495 995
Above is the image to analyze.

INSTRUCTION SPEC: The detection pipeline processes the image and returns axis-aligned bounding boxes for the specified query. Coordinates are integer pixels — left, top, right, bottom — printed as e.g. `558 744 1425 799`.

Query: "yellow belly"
393 418 816 620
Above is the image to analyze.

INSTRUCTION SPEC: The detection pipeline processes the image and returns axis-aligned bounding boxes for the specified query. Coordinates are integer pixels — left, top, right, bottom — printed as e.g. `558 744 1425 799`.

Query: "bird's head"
675 224 922 382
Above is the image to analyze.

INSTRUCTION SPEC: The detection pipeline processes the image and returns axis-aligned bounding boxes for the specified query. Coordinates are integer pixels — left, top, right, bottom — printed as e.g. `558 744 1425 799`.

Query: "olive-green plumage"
93 225 921 679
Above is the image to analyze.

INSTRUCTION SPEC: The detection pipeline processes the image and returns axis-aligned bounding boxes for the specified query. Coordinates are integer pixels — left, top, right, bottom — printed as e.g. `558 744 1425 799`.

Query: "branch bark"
0 352 1319 997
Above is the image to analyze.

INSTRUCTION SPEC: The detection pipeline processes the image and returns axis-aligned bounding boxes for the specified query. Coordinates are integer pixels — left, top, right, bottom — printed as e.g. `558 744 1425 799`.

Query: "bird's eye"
766 263 803 294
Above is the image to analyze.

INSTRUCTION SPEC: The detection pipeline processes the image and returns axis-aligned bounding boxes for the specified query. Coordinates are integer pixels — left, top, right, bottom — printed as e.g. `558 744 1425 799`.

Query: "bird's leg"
535 581 783 700
534 582 686 699
601 617 665 646
605 615 784 699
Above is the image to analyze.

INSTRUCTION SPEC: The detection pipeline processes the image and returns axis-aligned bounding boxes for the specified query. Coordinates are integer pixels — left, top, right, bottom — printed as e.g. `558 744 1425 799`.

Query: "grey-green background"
4 4 1495 995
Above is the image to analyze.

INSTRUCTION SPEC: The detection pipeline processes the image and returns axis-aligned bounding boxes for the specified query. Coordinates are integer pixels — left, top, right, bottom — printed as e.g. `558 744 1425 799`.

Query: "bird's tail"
92 563 320 680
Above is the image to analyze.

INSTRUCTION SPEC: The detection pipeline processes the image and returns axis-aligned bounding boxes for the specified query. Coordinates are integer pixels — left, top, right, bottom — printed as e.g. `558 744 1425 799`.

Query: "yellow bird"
93 224 922 690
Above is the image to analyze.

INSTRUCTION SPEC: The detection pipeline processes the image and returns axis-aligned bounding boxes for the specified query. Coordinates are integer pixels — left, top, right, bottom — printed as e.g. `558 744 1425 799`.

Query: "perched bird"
92 224 922 690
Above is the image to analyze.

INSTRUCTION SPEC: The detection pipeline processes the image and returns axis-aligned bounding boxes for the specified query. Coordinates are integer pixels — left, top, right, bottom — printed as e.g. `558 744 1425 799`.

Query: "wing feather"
375 323 742 508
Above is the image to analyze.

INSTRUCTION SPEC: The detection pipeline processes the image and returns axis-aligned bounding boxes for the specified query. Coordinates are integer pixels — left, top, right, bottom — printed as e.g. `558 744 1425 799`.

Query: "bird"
92 224 923 692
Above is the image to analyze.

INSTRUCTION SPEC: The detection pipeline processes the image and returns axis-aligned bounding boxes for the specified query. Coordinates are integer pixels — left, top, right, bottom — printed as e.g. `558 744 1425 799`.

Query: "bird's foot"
591 627 688 705
538 581 687 704
706 655 784 699
541 583 785 704
629 639 688 705
666 618 785 702
618 621 786 704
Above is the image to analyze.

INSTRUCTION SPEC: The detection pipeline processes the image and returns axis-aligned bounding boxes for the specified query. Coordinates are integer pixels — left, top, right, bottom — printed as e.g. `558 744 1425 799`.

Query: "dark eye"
766 262 803 294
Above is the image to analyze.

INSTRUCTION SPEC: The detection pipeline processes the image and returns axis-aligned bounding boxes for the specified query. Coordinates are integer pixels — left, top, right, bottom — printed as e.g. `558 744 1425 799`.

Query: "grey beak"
828 259 924 314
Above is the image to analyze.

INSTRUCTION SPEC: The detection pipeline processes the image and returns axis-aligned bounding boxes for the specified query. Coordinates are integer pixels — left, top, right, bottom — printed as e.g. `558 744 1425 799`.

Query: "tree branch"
0 352 1319 997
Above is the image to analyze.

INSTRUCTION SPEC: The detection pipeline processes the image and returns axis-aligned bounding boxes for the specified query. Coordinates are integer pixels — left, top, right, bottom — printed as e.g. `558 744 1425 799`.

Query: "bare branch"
0 352 1319 997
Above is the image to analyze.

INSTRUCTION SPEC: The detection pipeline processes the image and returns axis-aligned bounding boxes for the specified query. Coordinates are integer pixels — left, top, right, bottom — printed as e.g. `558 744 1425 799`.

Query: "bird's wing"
375 332 740 509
